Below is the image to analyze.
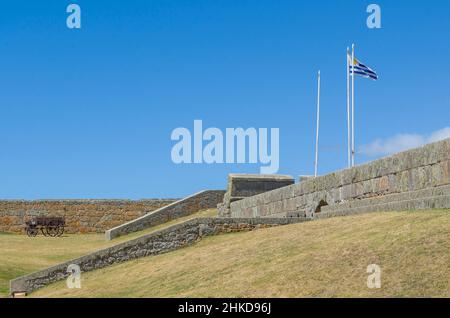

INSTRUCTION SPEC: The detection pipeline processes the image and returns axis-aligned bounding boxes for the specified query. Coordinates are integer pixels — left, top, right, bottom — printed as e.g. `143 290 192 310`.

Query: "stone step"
321 184 450 213
316 194 450 220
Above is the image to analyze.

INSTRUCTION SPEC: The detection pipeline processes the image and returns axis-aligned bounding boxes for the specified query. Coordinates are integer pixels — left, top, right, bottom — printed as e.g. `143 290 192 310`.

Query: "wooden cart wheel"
46 226 59 237
57 226 65 237
26 227 38 237
41 227 48 237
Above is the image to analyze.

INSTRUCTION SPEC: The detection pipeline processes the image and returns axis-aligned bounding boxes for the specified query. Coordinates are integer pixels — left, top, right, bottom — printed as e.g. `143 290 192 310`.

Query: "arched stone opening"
315 199 328 213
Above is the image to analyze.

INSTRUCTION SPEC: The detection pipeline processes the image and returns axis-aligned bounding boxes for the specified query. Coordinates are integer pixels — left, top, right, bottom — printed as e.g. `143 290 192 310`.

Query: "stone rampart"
0 199 177 234
230 138 450 218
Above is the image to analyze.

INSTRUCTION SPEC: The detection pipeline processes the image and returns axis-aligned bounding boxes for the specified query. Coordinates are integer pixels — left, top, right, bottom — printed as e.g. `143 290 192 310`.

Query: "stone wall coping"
228 174 294 181
105 190 225 240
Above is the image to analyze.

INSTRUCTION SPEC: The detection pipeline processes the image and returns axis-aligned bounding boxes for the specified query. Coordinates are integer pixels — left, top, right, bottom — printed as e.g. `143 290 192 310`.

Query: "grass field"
0 208 216 298
26 210 450 298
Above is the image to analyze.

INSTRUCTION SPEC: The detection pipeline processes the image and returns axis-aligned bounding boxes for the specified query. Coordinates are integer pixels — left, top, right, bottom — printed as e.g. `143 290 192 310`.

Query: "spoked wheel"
56 226 65 237
41 227 48 237
46 226 59 237
26 227 38 237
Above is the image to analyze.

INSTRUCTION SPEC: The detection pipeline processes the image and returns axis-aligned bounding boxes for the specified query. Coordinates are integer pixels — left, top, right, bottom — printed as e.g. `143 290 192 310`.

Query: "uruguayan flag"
348 54 378 80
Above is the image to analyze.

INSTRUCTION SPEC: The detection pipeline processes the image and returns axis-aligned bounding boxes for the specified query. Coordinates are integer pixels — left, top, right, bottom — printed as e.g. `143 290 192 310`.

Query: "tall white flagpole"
346 47 351 168
351 44 355 167
314 70 321 177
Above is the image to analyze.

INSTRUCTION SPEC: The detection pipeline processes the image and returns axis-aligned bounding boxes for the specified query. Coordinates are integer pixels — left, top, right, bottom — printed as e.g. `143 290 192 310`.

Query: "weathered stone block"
282 198 296 212
219 174 294 217
378 176 390 193
354 181 365 198
280 185 295 200
228 174 294 197
302 179 318 194
362 179 374 196
293 183 306 197
258 204 268 217
341 184 353 201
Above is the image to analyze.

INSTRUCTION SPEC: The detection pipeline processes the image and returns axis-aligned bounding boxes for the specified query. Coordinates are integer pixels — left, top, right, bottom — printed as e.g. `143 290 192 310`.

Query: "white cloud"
428 127 450 143
359 127 450 157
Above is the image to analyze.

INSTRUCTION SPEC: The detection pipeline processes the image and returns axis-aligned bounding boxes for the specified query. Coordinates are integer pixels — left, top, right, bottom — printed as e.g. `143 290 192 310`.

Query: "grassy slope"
32 210 450 298
0 208 216 298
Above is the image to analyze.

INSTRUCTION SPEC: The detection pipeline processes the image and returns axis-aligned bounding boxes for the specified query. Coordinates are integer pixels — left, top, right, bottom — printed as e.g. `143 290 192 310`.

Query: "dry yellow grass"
31 210 450 298
0 208 217 298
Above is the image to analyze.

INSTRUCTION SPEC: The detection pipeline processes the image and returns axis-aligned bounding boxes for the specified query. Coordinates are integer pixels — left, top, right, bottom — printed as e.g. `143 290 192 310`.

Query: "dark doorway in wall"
315 200 328 213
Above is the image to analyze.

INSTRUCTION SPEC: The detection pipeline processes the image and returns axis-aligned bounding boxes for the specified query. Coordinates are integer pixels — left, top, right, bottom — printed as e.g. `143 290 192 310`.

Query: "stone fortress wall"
0 199 177 234
229 138 450 219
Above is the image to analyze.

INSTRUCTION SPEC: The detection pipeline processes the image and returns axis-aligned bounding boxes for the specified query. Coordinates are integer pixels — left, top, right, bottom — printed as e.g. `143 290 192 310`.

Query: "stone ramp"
11 217 306 296
318 195 450 220
267 185 450 219
105 190 225 240
318 184 450 216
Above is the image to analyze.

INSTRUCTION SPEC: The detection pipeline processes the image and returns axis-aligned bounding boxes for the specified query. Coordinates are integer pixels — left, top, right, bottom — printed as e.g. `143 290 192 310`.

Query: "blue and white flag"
348 54 378 80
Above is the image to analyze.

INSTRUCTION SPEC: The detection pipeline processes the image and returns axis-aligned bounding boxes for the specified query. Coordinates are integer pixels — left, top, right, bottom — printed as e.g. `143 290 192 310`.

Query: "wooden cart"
25 216 65 237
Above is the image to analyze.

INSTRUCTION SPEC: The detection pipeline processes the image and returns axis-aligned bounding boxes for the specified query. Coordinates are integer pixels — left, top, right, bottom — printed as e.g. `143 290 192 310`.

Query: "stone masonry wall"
10 217 306 296
106 190 225 240
0 199 177 234
217 174 295 217
230 138 450 218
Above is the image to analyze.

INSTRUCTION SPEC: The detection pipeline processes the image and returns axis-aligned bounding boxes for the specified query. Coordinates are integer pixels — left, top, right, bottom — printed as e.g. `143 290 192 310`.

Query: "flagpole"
351 43 355 167
314 70 321 177
346 47 351 168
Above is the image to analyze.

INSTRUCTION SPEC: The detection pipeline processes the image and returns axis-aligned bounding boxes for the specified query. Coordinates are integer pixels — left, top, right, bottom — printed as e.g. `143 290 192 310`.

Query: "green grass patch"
0 208 217 298
30 209 450 298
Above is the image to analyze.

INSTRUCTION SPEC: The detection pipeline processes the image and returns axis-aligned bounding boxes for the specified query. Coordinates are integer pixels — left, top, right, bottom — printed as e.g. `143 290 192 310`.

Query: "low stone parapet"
105 190 225 240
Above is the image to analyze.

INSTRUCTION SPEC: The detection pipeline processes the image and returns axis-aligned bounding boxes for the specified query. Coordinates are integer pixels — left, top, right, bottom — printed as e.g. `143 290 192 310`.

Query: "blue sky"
0 0 449 199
